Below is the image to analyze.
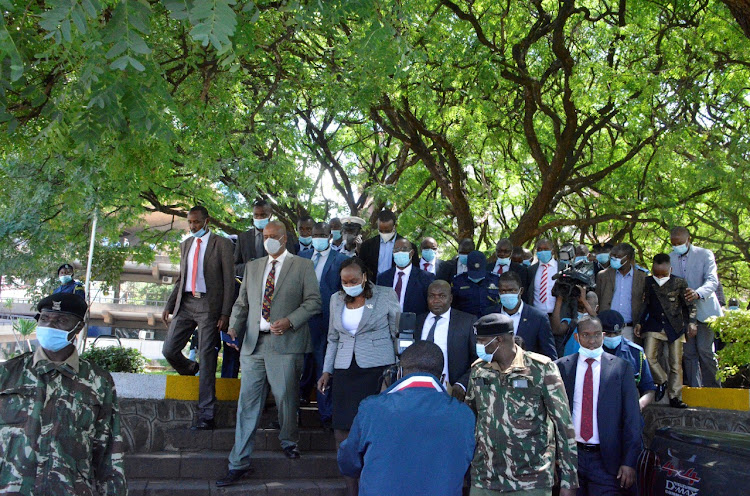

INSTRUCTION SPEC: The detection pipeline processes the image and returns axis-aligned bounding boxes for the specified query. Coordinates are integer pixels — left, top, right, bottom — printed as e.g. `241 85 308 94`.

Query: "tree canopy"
1 0 749 296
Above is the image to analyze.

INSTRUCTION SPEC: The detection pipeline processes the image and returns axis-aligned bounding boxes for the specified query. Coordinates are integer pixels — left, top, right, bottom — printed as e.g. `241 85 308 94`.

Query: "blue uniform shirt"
53 280 86 301
605 337 656 396
450 272 501 317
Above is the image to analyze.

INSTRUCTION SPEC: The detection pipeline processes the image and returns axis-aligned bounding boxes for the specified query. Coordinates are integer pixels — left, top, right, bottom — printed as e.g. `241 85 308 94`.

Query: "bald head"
263 221 288 256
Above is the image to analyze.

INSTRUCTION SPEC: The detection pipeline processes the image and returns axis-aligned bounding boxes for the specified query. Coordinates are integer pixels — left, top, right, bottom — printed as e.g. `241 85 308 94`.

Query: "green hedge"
709 310 750 388
81 346 147 373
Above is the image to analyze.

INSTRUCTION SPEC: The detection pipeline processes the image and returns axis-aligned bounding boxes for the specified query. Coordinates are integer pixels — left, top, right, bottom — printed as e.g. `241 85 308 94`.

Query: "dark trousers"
577 449 627 496
683 321 720 387
162 294 219 421
298 321 332 422
221 341 240 378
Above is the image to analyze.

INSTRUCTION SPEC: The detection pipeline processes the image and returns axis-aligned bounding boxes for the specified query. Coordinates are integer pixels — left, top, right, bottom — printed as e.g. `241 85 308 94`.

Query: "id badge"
513 378 529 389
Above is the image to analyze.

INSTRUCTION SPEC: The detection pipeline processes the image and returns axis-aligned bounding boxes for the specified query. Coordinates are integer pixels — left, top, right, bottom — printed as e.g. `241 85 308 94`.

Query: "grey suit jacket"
229 252 321 355
323 285 400 374
596 266 648 324
670 245 723 322
165 232 235 318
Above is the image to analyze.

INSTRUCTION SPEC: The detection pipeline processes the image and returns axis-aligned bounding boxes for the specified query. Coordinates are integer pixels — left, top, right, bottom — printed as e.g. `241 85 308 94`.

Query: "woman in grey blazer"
317 257 399 490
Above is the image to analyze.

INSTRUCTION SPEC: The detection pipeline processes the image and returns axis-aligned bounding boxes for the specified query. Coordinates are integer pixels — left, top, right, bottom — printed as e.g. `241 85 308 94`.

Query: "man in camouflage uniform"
0 293 127 495
466 313 578 496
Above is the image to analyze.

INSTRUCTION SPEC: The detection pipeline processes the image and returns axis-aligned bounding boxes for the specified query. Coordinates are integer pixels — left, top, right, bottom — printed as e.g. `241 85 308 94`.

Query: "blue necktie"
313 252 321 269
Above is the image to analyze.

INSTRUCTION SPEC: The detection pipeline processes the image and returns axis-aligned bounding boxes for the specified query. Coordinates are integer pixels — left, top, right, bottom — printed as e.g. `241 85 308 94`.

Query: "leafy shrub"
81 346 147 373
708 310 750 387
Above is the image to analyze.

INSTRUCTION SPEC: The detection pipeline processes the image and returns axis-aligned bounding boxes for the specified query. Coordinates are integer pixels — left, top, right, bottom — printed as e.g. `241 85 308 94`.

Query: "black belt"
184 292 207 298
577 442 600 452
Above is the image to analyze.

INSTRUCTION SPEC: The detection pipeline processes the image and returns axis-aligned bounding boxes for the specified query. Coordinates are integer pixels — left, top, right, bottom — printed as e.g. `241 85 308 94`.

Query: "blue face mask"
609 256 624 270
575 256 587 264
579 345 604 359
476 337 498 362
537 250 553 264
59 275 73 284
500 293 520 310
603 335 622 349
672 243 689 256
393 251 412 268
596 253 610 264
468 276 484 283
458 254 468 265
522 259 531 267
36 326 75 352
299 236 312 246
343 282 364 297
191 220 208 238
312 238 330 252
729 306 740 311
331 230 342 241
422 249 436 262
497 257 511 267
253 217 270 230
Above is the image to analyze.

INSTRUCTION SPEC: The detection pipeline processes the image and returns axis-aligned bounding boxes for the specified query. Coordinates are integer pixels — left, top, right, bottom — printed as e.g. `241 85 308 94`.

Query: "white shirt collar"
501 300 524 317
395 263 413 277
268 249 289 265
428 308 451 321
314 247 331 257
577 352 603 365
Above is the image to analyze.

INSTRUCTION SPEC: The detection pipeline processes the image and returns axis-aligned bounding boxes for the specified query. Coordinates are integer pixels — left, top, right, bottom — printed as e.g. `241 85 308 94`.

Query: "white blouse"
342 306 365 336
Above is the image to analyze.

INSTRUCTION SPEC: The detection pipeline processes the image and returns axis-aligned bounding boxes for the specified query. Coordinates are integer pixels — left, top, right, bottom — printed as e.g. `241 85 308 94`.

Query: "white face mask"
264 237 282 255
653 275 670 287
380 231 396 243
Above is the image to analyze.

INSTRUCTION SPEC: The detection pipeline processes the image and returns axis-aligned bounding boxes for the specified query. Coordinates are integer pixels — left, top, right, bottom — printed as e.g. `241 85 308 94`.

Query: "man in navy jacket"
555 317 642 495
338 341 475 496
376 238 435 314
298 222 349 426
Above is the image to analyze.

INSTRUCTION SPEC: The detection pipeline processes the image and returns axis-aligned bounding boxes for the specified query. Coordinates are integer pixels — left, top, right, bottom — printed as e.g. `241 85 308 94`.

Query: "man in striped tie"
528 238 558 310
555 318 642 495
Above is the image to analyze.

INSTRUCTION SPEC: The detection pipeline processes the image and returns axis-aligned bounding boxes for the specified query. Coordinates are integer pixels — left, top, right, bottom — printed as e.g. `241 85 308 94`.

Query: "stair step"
163 428 336 452
125 450 341 480
128 478 346 495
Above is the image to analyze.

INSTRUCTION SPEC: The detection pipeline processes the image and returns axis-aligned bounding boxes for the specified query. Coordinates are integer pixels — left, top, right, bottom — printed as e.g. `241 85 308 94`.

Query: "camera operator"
553 287 599 357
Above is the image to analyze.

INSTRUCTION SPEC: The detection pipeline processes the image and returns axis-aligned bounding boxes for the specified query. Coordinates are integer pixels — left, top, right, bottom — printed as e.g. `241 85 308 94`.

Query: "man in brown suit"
595 243 648 343
162 206 235 430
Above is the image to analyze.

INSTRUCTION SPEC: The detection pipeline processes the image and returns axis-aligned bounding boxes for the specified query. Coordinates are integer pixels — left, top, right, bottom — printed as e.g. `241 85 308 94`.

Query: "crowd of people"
0 199 731 495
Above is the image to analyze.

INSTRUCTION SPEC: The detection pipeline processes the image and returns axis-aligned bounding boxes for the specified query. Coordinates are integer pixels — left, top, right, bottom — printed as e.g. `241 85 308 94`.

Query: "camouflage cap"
473 313 514 336
598 309 625 332
37 293 88 320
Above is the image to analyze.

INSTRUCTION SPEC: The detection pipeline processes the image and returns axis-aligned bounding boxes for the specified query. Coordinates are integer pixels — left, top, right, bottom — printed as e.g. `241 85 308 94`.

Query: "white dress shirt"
501 301 524 335
259 249 289 331
457 260 468 276
572 352 602 444
533 259 558 314
420 257 437 275
312 247 331 282
342 306 364 336
184 231 211 293
492 260 511 275
392 263 413 311
420 309 451 383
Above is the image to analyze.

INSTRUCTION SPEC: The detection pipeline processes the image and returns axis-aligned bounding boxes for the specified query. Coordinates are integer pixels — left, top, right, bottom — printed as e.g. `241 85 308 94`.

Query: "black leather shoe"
655 383 667 402
191 419 215 431
216 469 250 487
670 398 688 409
283 445 301 459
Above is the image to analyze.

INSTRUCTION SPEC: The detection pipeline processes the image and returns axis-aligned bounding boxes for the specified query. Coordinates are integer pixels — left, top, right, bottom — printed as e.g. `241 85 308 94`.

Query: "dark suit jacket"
376 266 435 315
516 304 557 359
555 352 642 476
415 309 477 388
359 233 419 279
233 228 298 276
298 248 348 332
486 260 530 296
166 232 236 318
596 266 648 324
436 257 461 283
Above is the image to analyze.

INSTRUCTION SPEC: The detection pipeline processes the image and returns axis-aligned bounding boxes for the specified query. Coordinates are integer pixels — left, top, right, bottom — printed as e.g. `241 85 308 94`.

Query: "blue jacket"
298 248 348 331
338 373 476 496
605 337 656 396
484 303 557 359
555 353 643 475
53 280 86 301
376 265 435 315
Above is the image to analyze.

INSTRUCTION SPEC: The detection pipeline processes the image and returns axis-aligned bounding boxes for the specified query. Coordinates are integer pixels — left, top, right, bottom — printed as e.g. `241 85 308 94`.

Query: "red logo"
661 461 701 486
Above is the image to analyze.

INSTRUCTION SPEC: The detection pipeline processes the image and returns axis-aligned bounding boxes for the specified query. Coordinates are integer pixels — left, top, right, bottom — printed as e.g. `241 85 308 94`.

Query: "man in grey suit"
670 226 723 388
218 221 321 487
161 206 235 430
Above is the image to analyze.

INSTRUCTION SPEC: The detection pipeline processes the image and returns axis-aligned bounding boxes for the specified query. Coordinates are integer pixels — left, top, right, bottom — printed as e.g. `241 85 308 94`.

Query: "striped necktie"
539 264 549 303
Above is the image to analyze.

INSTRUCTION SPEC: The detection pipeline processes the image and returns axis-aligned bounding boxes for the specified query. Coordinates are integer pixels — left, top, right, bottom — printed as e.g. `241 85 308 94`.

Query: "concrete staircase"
126 406 346 495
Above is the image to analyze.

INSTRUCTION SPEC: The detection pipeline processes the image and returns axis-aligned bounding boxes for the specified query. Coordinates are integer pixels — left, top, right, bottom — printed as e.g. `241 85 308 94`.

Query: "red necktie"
496 264 505 275
191 238 202 297
581 358 595 441
539 264 549 303
395 271 405 301
423 262 429 271
262 260 277 322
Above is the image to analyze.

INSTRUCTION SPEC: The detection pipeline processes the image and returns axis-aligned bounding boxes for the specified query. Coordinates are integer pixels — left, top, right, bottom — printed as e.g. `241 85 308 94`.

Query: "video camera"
552 244 596 299
396 312 417 355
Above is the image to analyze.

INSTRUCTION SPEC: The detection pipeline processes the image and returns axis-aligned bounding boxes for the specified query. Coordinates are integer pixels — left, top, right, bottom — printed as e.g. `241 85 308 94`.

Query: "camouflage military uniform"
0 347 127 495
465 347 578 494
